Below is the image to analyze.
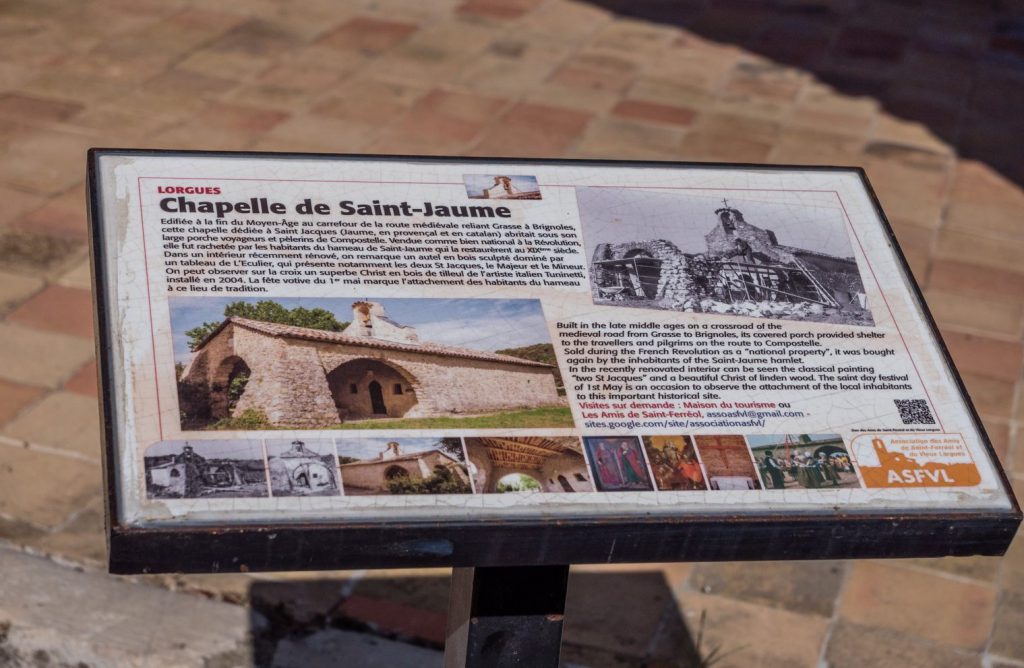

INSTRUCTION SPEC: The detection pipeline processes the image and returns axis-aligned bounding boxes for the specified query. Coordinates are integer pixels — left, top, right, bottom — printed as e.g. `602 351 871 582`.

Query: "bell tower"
714 199 745 234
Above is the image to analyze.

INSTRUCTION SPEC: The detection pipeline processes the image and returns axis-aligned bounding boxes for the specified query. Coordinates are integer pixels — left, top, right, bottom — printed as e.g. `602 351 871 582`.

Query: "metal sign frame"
88 149 1020 575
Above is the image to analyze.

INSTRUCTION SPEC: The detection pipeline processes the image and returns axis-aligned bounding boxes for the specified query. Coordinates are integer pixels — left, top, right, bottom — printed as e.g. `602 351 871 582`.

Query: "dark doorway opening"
369 380 387 415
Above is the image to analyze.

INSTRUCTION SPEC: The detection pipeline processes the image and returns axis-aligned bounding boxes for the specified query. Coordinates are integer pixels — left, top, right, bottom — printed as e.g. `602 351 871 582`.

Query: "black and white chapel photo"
579 187 875 326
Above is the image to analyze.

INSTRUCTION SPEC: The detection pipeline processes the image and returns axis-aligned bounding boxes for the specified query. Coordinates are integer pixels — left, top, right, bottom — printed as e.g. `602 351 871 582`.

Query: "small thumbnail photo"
464 436 593 493
464 174 541 200
266 439 340 497
692 435 762 491
642 435 707 491
144 440 268 499
747 434 860 490
582 436 654 492
337 437 472 496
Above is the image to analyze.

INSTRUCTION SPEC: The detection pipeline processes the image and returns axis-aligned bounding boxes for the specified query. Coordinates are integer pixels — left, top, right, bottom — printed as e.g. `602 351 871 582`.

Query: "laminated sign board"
88 149 1020 574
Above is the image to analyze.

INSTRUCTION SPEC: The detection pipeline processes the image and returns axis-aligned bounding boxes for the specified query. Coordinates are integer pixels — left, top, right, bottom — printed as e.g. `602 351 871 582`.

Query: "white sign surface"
90 152 1014 529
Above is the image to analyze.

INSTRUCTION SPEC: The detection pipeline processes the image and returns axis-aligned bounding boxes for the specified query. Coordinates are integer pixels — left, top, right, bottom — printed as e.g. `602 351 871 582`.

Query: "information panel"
88 150 1019 573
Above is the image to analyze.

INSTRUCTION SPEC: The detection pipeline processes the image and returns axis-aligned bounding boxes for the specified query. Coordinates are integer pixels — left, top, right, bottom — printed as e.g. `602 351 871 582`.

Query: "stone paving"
1 0 1023 665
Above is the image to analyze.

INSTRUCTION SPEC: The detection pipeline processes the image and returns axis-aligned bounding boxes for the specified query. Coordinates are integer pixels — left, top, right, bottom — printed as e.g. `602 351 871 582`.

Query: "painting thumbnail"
642 435 707 491
582 436 653 492
692 435 762 491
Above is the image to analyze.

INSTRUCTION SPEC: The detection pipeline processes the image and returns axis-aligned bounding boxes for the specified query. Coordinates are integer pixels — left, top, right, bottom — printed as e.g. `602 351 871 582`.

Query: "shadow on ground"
249 571 703 667
586 0 1024 184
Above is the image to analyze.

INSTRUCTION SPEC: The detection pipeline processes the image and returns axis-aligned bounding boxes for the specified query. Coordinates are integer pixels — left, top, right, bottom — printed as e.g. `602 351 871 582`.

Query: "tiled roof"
209 316 552 368
338 449 460 467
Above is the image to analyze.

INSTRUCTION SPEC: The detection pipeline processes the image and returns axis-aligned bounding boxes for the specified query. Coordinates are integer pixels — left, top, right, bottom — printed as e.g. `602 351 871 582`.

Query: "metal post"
444 564 570 668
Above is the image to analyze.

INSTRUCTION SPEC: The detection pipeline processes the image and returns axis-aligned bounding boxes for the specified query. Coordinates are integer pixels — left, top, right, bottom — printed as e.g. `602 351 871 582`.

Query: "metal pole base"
444 564 570 668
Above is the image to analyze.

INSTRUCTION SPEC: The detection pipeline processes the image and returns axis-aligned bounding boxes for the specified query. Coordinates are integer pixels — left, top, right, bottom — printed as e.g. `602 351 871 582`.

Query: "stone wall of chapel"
180 324 561 428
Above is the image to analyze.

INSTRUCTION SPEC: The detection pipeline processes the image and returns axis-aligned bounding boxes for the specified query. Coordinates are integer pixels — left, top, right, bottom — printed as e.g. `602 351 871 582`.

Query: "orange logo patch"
852 434 980 488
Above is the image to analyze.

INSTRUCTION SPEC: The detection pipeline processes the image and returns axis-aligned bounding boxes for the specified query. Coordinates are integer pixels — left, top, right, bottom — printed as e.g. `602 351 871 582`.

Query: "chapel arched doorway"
326 358 418 422
209 355 251 420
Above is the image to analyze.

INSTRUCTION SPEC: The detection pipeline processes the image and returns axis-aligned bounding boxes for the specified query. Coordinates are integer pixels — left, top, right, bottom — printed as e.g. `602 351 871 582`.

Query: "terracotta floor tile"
573 117 685 161
256 61 346 94
841 561 997 649
472 101 592 157
611 99 697 127
627 76 716 110
826 619 982 668
265 115 379 154
901 554 1001 584
549 63 634 94
174 48 275 82
935 229 1024 275
0 92 83 123
514 1 611 44
950 159 1024 208
21 496 106 566
563 570 696 664
384 18 501 67
310 79 426 125
54 258 93 291
19 70 130 106
929 259 1024 304
413 88 511 126
0 378 44 425
941 330 1023 384
0 228 83 275
531 89 622 122
871 114 951 156
990 591 1024 662
149 122 252 152
769 126 865 166
338 595 447 645
192 101 289 134
958 372 1015 419
316 16 419 56
926 289 1023 338
0 185 45 226
688 560 845 618
63 359 98 398
0 443 102 528
0 323 94 389
12 196 88 241
378 89 511 153
457 0 543 21
2 390 101 458
456 40 569 96
680 130 774 163
6 284 94 339
0 268 43 315
676 589 830 666
0 129 98 196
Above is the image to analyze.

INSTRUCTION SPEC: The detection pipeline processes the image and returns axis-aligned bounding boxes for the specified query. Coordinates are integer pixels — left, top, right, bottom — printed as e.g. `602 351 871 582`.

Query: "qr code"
895 399 936 425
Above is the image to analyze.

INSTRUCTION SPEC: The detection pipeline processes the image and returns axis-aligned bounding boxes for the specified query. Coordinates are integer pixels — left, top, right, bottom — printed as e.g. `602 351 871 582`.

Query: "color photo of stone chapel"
172 297 570 430
579 188 875 326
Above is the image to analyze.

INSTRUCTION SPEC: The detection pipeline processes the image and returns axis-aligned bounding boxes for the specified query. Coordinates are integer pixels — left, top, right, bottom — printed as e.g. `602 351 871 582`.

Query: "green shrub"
210 408 270 430
386 465 471 495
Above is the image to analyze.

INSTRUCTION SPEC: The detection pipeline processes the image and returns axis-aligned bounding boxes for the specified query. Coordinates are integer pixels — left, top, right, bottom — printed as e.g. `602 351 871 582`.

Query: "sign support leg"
444 564 570 668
